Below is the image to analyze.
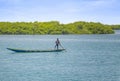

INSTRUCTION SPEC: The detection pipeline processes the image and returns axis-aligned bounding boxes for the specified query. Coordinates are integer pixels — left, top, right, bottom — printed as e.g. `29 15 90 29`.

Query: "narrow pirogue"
7 48 65 53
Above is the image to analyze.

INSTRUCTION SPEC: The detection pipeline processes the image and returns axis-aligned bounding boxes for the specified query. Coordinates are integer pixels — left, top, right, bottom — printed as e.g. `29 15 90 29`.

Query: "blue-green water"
0 34 120 81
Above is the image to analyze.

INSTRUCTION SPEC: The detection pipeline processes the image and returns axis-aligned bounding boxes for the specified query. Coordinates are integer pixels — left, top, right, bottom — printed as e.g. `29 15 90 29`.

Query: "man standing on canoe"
55 38 62 50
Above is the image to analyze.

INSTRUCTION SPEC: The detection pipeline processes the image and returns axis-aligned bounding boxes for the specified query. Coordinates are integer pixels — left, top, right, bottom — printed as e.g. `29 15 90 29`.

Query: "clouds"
86 0 116 7
0 0 120 24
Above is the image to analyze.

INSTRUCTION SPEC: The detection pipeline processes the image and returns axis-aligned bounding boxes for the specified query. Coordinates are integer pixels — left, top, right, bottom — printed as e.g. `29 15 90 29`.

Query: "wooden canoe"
7 48 65 53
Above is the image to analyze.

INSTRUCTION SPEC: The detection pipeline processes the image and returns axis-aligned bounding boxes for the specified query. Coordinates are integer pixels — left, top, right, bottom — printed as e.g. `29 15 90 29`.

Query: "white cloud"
86 0 117 8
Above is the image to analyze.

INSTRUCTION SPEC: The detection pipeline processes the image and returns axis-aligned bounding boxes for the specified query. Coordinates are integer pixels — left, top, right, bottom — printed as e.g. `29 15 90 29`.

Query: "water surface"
0 34 120 81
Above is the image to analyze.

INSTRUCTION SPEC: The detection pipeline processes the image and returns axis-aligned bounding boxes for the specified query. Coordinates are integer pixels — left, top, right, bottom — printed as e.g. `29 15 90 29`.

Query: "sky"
0 0 120 24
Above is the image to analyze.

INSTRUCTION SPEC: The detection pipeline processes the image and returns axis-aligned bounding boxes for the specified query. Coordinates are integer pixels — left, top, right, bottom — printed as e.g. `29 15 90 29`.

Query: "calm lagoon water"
0 33 120 81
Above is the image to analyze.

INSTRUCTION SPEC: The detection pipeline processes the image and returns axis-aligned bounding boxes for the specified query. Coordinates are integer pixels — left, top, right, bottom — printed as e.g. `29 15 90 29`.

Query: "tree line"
110 25 120 30
0 21 118 35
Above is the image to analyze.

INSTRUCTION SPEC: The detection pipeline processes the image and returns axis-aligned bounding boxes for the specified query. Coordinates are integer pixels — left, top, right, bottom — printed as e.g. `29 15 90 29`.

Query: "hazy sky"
0 0 120 24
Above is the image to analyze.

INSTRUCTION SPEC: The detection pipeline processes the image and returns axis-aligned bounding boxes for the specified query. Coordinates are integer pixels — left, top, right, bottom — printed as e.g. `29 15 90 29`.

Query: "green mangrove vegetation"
110 25 120 30
0 21 117 35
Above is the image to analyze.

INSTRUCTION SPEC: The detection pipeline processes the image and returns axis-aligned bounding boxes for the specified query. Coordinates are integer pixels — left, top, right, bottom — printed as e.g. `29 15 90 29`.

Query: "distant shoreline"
0 21 119 35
